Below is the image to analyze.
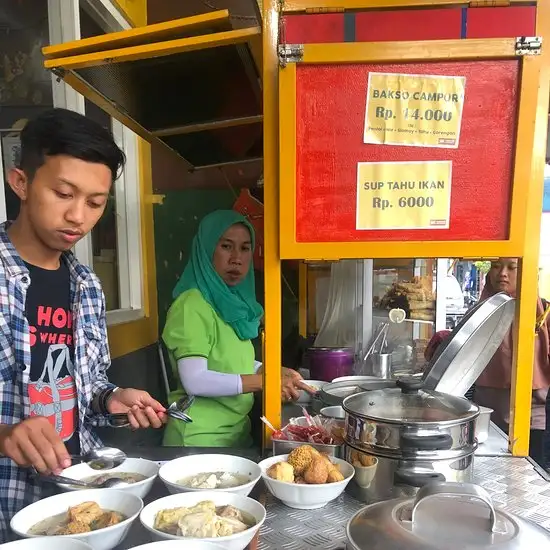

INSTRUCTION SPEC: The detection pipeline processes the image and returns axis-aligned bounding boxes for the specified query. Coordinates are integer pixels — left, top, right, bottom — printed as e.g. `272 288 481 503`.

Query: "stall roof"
43 11 263 170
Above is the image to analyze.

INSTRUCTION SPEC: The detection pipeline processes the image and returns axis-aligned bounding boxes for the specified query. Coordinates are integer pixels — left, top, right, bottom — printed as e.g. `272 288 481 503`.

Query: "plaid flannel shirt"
0 222 115 541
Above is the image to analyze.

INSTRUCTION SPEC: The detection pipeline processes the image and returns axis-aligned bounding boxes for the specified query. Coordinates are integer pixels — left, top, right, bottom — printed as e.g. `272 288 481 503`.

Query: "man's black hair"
18 107 126 182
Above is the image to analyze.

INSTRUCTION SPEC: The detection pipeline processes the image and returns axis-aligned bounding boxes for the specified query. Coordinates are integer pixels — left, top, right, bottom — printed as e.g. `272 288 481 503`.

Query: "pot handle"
411 481 496 532
400 433 453 451
394 469 445 487
396 378 425 394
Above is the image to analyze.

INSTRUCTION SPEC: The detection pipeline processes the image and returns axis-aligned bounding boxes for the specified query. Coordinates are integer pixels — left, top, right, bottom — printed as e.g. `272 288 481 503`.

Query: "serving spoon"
69 447 127 470
90 397 194 429
38 473 129 489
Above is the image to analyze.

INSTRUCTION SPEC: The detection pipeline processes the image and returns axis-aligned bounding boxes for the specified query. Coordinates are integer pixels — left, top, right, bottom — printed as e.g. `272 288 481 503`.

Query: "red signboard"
295 60 519 242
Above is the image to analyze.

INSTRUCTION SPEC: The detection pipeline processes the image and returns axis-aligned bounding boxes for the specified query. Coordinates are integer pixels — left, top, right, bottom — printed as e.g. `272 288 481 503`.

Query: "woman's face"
488 258 518 296
212 223 253 286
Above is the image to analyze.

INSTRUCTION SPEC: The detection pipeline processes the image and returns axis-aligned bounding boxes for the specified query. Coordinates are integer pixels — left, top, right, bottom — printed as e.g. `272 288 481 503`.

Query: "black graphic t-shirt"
25 261 80 454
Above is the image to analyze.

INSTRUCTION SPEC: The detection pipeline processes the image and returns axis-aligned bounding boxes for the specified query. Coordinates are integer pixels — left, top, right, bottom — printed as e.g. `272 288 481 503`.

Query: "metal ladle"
39 473 129 489
70 447 127 470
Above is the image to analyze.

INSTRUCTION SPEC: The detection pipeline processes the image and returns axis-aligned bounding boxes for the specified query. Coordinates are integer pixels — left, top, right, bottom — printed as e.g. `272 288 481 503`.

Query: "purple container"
306 347 355 382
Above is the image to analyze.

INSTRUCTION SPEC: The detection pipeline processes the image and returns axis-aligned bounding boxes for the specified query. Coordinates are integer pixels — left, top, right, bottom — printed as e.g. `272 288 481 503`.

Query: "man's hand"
107 388 167 430
0 417 71 474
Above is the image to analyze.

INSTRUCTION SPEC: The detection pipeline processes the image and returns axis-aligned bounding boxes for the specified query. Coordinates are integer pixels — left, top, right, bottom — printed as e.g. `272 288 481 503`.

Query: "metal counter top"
258 456 550 550
114 446 550 549
476 422 511 457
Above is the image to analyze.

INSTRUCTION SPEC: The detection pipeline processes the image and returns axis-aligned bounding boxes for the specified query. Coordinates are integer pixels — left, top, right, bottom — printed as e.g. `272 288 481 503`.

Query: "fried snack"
267 461 295 483
57 520 91 535
303 457 329 484
359 454 376 467
295 476 306 484
287 445 320 476
327 468 345 483
318 453 345 483
93 511 124 530
68 502 103 526
350 450 376 467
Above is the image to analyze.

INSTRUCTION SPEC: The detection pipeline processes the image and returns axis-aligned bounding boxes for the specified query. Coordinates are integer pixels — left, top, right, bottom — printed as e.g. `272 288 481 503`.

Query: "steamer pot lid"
347 482 550 550
343 379 478 424
422 292 515 396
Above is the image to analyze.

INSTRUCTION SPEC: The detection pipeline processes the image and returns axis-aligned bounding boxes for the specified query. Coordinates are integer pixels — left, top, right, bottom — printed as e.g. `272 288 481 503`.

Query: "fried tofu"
57 520 91 535
267 461 295 483
92 511 124 530
68 502 103 526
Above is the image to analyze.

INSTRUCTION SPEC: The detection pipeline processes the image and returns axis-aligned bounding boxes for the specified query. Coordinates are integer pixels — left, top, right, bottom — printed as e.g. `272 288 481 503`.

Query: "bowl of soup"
0 538 93 550
139 491 266 550
10 489 143 550
56 457 159 498
159 454 261 497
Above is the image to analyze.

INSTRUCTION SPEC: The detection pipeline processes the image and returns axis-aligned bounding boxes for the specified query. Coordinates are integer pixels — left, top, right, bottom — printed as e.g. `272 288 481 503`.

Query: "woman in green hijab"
162 210 309 447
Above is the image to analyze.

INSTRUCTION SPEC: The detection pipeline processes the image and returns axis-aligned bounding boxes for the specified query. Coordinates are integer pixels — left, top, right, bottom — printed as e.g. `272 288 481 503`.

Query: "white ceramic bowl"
320 406 345 421
57 458 159 498
10 489 143 550
159 454 261 497
128 542 223 550
258 454 355 510
0 539 93 550
139 491 266 550
296 380 327 404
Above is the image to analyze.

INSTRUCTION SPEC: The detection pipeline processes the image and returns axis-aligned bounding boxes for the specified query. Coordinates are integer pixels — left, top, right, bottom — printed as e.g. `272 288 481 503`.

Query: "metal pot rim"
344 440 478 461
342 390 480 427
343 406 479 427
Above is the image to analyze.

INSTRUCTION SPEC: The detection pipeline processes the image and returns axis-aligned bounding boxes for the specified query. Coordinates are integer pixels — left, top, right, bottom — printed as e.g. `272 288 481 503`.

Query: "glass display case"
302 258 452 379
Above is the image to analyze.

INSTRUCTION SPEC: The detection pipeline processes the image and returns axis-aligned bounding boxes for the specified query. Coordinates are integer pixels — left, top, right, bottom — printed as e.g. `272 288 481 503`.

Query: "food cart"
40 0 550 547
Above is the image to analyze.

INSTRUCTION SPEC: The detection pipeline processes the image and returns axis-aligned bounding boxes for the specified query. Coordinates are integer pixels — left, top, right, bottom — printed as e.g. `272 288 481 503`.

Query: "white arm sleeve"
254 361 262 373
177 357 243 397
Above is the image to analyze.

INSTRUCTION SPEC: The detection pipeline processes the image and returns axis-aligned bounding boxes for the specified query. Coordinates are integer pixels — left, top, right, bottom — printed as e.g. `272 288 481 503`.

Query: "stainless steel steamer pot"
343 379 478 501
344 442 474 502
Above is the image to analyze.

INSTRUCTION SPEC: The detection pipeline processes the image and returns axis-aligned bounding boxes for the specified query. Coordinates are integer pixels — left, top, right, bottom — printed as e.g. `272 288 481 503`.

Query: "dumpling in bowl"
177 510 218 537
218 505 244 521
217 516 249 536
155 507 189 535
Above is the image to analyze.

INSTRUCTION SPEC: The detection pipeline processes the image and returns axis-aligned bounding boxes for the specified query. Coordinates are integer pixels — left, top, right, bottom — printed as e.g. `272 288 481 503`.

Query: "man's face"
8 155 111 252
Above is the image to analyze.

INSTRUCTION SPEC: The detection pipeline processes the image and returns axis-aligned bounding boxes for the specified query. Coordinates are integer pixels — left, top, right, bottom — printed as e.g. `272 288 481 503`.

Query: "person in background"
425 258 550 467
0 108 167 540
162 210 312 448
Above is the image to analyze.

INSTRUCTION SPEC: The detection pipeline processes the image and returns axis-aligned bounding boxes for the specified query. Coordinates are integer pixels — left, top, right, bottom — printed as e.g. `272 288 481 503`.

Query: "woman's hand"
281 368 317 402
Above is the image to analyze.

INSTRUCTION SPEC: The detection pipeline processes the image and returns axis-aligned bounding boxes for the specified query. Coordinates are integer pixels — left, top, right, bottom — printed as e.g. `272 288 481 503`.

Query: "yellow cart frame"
263 0 550 455
42 0 550 454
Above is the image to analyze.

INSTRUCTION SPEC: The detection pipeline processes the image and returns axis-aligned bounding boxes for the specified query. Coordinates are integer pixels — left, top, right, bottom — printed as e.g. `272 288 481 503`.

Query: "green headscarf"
172 210 264 341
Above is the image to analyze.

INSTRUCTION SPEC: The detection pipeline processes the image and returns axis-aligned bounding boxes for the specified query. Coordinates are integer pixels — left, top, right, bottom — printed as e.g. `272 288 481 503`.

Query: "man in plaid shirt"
0 108 167 541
